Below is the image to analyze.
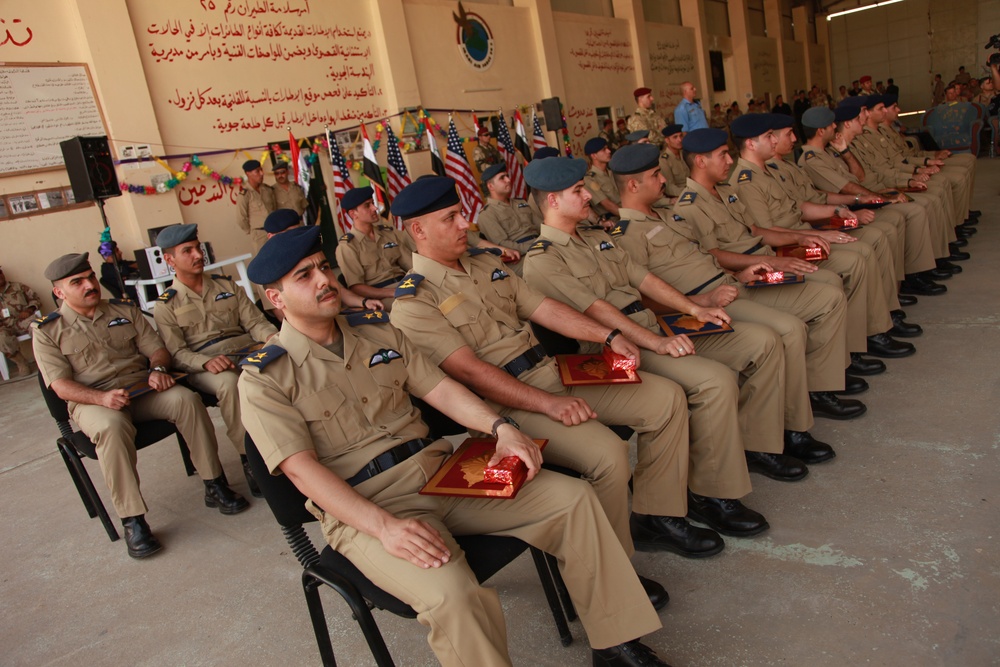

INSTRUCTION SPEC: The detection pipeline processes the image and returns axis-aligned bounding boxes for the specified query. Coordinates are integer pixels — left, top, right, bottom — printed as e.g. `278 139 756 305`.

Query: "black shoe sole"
848 363 886 376
205 498 251 515
686 510 770 538
811 404 868 420
746 461 809 482
889 326 922 339
631 535 726 559
126 542 163 559
865 347 916 359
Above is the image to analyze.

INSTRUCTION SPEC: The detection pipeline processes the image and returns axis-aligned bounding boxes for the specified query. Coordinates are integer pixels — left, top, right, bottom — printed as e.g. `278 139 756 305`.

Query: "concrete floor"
2 160 998 667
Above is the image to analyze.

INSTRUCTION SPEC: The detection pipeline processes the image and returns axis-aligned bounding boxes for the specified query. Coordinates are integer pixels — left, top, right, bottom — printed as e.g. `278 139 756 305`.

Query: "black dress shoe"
122 515 162 559
968 209 981 218
848 352 886 376
936 259 962 274
204 477 250 515
948 246 971 261
630 513 724 558
900 274 946 296
745 451 808 481
926 268 953 281
836 373 869 395
593 640 671 667
890 312 922 338
896 293 918 307
809 391 867 420
638 575 669 611
949 237 968 248
961 216 979 226
687 491 769 537
867 333 915 358
783 430 836 464
955 225 976 238
240 455 263 498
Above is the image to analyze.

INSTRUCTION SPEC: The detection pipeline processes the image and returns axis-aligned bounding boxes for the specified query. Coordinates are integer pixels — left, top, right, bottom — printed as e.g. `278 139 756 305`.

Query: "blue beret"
838 96 866 109
584 137 608 155
802 106 835 129
481 162 506 185
661 124 684 137
263 208 301 234
609 143 660 175
625 130 649 142
242 159 262 172
523 157 588 192
156 223 198 249
834 105 861 123
867 94 886 107
341 186 373 212
247 226 323 285
769 114 794 130
730 114 772 139
882 93 899 107
390 177 461 219
44 252 91 282
682 128 729 153
533 146 560 160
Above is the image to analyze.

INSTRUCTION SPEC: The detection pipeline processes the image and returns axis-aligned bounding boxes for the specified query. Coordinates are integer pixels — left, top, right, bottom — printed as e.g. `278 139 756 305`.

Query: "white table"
124 254 253 312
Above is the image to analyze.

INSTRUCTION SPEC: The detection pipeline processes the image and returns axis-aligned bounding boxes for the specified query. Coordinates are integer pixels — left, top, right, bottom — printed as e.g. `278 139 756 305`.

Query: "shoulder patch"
804 151 816 161
394 274 425 298
609 220 630 237
156 289 177 304
239 345 287 371
109 297 136 307
339 233 355 242
34 311 61 327
345 310 390 326
677 191 697 205
737 169 752 183
210 273 232 281
527 240 552 253
468 247 502 257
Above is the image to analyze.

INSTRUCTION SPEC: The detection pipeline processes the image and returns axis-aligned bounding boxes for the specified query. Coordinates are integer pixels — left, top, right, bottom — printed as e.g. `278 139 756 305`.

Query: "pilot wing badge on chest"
108 317 132 327
369 348 402 367
215 292 236 301
491 268 510 281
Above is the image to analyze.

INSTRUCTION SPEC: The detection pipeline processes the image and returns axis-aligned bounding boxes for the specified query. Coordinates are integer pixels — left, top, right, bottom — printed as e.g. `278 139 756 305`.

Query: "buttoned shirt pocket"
296 387 357 453
207 293 239 328
593 243 630 287
440 292 492 350
59 332 98 368
175 304 204 328
107 319 139 351
369 358 409 416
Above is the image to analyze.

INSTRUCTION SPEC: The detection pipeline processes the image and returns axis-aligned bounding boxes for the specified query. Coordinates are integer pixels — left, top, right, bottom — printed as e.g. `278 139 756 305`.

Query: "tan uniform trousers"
803 263 869 354
70 385 223 518
871 205 936 276
909 184 956 256
824 241 893 334
499 366 690 552
843 224 901 311
935 165 971 221
0 328 27 356
324 447 662 664
185 369 245 455
737 278 848 393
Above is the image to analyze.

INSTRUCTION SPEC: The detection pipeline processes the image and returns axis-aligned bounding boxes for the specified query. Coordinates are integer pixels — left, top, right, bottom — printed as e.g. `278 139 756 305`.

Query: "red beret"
859 75 872 84
633 87 652 98
477 126 491 136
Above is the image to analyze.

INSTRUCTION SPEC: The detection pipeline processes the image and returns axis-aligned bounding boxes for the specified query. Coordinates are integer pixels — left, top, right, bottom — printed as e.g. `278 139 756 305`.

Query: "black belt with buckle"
620 300 644 316
686 272 725 296
515 234 538 244
345 438 435 487
193 333 240 352
742 242 764 255
373 275 405 289
501 344 548 378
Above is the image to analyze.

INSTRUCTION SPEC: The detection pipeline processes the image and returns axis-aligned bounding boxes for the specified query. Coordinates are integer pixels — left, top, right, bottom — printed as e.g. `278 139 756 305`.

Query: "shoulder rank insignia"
578 224 604 231
108 317 132 327
215 291 236 301
382 241 399 250
678 191 696 205
528 240 552 253
672 214 684 221
609 220 630 237
491 268 510 282
767 162 780 170
369 348 402 367
210 274 232 281
598 240 615 251
239 345 287 370
339 232 355 243
804 151 816 161
829 148 842 158
737 169 752 183
109 297 136 307
728 195 738 203
468 247 502 257
394 274 425 298
156 289 177 303
346 310 389 326
376 224 393 231
34 311 60 327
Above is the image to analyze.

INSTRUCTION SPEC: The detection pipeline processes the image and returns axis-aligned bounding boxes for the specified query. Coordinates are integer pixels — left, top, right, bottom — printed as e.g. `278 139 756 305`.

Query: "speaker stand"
95 198 130 301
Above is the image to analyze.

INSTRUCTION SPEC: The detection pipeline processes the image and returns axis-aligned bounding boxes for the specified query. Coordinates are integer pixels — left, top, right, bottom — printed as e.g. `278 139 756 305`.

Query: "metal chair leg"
175 433 197 477
301 575 338 667
305 567 397 667
529 547 573 646
57 439 120 541
544 552 578 622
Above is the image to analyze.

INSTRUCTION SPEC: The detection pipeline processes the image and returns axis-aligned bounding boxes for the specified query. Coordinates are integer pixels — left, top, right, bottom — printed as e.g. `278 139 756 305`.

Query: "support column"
815 13 832 94
792 5 813 90
727 0 755 103
679 0 714 107
612 0 652 90
513 0 566 100
763 0 788 100
370 0 421 111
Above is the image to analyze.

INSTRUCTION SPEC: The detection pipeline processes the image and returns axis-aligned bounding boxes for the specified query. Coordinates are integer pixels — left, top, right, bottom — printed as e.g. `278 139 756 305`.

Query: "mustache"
316 287 337 303
85 289 100 297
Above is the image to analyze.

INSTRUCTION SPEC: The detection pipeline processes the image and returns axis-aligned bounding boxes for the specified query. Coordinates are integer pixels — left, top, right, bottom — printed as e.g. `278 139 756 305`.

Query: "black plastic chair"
245 429 580 666
38 373 196 542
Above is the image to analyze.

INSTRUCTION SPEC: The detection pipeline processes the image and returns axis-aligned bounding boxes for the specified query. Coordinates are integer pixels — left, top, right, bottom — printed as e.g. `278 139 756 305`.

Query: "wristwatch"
490 416 519 438
605 328 622 346
149 365 168 374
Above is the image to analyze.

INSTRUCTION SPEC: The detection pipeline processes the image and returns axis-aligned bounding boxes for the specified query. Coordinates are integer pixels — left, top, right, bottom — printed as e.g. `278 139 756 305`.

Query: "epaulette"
345 309 390 326
577 224 604 231
677 191 697 205
339 233 355 243
766 162 779 170
468 247 502 257
109 297 137 307
376 224 393 231
527 239 552 253
609 220 630 237
34 311 60 327
239 345 287 371
737 169 753 183
394 274 425 298
210 273 233 282
804 151 816 161
156 289 177 304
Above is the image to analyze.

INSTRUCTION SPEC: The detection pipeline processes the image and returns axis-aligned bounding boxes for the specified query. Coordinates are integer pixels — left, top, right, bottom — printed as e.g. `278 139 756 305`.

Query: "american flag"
326 126 355 234
445 116 484 225
532 110 549 153
496 110 528 199
383 122 411 228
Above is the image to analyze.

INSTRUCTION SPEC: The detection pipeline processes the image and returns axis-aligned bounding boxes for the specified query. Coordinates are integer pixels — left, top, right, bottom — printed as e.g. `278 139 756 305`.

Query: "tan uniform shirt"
472 143 503 173
728 157 811 231
798 145 857 193
237 183 277 251
476 198 540 254
674 178 769 255
627 107 666 147
0 281 40 335
335 224 414 289
273 182 309 215
851 127 912 188
659 150 690 197
152 274 277 373
584 167 621 218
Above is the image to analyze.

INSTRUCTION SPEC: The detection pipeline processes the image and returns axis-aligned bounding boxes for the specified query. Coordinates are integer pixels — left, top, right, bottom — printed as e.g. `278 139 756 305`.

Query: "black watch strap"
490 416 519 439
605 328 622 346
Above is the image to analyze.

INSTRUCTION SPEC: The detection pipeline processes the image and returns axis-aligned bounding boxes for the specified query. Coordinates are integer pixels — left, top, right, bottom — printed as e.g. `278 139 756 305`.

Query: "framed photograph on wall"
8 193 39 216
710 51 726 92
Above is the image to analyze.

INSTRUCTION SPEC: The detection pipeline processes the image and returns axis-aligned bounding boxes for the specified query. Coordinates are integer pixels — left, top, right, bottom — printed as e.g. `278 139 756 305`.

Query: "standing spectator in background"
747 100 759 114
850 80 861 96
932 74 945 105
672 81 709 132
793 90 810 124
598 118 618 151
727 101 743 123
839 85 849 101
710 103 727 128
272 162 309 217
886 78 899 97
876 81 886 94
772 95 792 116
954 66 971 86
858 76 875 95
614 118 630 148
975 77 995 106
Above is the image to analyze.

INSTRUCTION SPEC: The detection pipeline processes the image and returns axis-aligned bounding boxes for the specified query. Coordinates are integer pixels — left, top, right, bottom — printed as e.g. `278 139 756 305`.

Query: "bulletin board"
0 62 109 176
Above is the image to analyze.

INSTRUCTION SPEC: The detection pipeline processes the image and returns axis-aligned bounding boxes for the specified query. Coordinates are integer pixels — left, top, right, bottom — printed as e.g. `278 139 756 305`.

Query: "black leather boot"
204 477 250 515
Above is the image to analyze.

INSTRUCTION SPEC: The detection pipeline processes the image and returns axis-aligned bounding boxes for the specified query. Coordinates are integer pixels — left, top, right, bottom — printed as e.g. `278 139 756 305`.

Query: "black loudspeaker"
60 136 122 202
540 97 564 130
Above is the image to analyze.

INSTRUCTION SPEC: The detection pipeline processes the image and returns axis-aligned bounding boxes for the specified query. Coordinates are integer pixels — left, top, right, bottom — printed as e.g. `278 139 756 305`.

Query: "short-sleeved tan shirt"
728 157 805 230
0 281 40 333
238 316 446 480
851 127 909 188
798 146 856 193
335 224 414 289
584 168 621 217
153 274 277 373
273 182 309 215
523 224 655 330
659 150 690 197
33 300 165 395
613 208 733 296
476 198 540 254
628 107 666 147
674 178 769 256
767 158 827 206
237 184 277 250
